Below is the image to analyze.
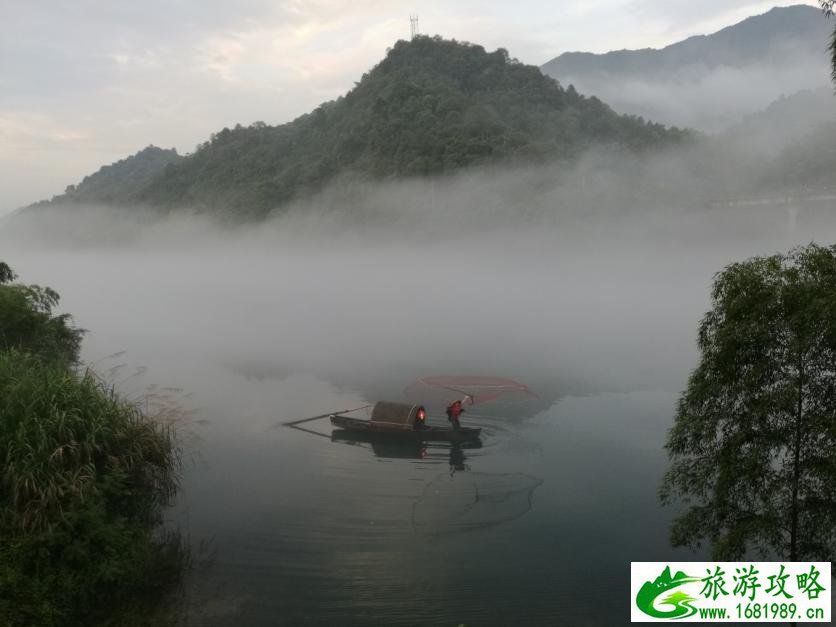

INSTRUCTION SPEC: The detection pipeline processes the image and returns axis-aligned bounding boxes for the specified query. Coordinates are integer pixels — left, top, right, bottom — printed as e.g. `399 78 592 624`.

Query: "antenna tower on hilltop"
410 14 419 39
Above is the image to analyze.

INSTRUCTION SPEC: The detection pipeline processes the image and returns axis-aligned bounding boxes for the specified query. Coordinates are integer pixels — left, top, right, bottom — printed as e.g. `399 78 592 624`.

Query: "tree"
822 1 836 82
0 261 83 366
661 244 836 561
0 261 15 284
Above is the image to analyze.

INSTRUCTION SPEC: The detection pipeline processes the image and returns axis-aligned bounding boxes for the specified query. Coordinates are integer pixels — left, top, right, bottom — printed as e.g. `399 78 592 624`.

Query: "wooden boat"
330 401 481 442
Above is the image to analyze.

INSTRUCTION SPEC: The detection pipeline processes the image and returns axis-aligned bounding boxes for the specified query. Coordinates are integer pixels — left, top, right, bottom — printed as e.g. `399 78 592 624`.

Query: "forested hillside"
29 146 181 209
27 36 689 220
724 87 835 155
767 121 836 193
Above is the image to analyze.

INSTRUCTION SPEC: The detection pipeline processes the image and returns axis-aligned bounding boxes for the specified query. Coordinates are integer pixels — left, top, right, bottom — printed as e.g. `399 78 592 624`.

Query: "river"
3 202 833 625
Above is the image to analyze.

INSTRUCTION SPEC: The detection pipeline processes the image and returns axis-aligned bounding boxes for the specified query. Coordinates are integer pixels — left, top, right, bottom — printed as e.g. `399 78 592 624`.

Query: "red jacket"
447 401 464 419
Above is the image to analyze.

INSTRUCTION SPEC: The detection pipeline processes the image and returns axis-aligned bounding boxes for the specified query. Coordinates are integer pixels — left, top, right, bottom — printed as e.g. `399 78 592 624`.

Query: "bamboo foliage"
0 351 179 535
0 262 185 625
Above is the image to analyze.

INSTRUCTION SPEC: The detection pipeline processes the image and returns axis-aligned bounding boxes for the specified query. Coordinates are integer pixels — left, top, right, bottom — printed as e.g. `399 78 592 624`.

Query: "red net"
405 376 536 408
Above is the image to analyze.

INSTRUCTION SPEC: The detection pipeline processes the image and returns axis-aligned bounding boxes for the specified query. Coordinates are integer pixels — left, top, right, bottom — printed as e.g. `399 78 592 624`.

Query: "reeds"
0 267 186 624
0 350 180 534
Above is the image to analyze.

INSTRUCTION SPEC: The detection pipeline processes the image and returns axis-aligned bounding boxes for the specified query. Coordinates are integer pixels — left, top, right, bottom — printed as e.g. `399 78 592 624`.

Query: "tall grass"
0 350 183 625
0 350 179 533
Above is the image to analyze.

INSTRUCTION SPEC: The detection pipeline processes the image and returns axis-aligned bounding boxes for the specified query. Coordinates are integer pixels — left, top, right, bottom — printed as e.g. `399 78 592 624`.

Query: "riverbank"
0 263 185 626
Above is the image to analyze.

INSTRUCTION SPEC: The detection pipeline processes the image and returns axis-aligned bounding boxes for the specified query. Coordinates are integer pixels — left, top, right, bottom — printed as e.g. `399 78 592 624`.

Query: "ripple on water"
411 471 543 535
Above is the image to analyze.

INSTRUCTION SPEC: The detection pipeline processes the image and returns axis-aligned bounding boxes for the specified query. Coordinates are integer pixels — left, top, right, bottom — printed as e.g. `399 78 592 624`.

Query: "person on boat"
446 399 465 430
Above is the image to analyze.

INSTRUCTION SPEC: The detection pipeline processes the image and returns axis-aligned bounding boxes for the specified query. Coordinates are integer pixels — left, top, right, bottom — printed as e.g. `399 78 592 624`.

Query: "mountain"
27 36 688 221
28 145 182 210
768 120 836 193
541 5 832 132
724 87 835 157
675 86 836 203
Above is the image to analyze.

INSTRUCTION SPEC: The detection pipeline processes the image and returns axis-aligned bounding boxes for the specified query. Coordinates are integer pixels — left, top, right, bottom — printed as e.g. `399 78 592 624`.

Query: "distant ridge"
541 5 832 131
725 87 835 156
26 146 181 210
543 5 828 76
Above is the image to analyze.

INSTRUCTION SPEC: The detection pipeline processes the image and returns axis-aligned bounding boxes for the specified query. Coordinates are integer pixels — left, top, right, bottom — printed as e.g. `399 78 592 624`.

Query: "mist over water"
556 54 832 133
3 161 836 624
4 156 831 396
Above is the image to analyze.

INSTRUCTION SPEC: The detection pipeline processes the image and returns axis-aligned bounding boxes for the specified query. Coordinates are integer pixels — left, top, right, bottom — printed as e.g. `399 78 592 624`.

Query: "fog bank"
3 155 835 418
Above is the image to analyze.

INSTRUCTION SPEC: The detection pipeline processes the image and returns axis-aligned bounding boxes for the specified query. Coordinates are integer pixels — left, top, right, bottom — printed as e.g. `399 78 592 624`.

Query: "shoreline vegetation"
0 262 186 626
662 243 836 563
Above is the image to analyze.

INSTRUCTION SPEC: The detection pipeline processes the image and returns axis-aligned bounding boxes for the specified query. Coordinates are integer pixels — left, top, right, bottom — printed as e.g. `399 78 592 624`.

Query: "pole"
282 404 372 427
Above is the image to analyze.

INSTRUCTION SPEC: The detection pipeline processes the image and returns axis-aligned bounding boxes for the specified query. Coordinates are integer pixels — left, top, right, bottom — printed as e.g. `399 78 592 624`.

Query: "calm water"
173 382 696 626
5 204 834 625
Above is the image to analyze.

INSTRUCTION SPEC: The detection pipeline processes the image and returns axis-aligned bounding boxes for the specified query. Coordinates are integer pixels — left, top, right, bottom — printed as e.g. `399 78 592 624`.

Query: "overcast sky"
0 1 819 214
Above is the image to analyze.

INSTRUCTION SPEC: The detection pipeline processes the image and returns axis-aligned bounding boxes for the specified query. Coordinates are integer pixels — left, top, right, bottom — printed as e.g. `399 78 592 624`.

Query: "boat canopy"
369 401 421 430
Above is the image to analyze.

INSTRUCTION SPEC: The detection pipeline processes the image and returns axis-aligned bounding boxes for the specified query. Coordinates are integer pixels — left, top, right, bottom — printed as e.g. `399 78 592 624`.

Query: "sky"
0 1 821 215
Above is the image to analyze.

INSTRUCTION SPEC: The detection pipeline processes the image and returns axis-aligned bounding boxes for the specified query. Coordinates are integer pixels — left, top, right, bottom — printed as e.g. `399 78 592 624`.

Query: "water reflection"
330 429 482 468
448 442 467 475
325 427 542 536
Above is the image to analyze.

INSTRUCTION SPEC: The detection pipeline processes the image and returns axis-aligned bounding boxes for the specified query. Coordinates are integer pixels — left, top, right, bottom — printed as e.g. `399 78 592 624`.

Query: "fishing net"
411 471 543 534
404 376 536 411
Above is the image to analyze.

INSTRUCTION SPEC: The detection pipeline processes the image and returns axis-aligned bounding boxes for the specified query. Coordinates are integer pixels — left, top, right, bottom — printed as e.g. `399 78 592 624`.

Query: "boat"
330 401 481 442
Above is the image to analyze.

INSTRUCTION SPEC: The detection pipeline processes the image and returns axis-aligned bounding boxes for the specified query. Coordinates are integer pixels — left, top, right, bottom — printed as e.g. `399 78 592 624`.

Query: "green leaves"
662 244 836 561
0 351 179 533
0 262 16 285
0 262 83 367
0 263 183 625
820 2 836 81
0 353 182 625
